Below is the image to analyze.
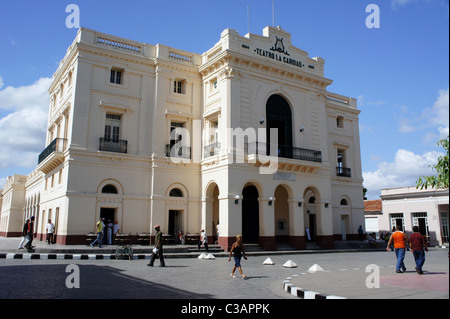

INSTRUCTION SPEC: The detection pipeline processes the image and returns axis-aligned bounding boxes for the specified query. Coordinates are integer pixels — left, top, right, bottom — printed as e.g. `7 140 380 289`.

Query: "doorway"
100 208 116 222
341 216 348 240
168 210 182 238
308 214 316 241
242 185 259 243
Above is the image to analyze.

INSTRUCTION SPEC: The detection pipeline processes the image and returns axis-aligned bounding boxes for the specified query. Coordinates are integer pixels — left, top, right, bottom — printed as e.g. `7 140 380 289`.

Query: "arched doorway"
242 185 259 243
304 188 319 242
274 185 290 243
205 183 220 243
266 94 293 158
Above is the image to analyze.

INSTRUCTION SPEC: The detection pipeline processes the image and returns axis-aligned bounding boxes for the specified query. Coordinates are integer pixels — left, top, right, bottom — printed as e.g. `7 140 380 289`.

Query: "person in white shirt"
46 219 55 244
198 229 209 253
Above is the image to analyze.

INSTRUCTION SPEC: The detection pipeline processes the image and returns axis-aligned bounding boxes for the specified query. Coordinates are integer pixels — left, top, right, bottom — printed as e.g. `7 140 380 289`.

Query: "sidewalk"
0 237 389 260
282 256 449 299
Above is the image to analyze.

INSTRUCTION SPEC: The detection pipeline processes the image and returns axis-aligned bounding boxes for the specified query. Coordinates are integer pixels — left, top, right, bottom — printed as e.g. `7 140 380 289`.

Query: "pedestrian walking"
228 235 247 279
198 229 209 253
46 219 55 244
18 217 33 249
358 225 364 241
386 226 409 273
90 217 104 248
409 226 428 274
23 216 35 250
148 225 165 267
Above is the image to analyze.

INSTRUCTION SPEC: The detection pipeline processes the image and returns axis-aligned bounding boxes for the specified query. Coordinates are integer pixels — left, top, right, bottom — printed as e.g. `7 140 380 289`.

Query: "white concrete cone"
198 253 206 259
283 260 297 268
308 264 324 273
263 258 275 265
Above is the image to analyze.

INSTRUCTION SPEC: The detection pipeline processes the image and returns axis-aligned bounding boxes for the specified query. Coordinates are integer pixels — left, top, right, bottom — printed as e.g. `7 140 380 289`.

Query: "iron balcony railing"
336 166 352 177
204 142 221 158
99 138 128 154
38 138 68 164
246 142 322 163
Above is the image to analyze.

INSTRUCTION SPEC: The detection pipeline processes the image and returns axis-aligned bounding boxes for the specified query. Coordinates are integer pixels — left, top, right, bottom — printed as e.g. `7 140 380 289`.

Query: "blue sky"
0 0 448 199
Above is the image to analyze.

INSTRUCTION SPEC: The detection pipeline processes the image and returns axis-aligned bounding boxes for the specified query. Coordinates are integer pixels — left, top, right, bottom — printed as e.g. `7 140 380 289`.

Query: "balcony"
247 142 322 163
246 142 322 173
166 144 191 159
204 142 221 158
37 138 67 174
336 166 352 178
99 138 128 154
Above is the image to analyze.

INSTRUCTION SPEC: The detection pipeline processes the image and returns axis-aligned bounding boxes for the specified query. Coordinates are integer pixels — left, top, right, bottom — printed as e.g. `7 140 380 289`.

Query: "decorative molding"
91 89 142 102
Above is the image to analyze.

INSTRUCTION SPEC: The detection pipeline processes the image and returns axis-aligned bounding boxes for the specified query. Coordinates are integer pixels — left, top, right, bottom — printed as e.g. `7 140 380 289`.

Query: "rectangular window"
336 116 344 128
174 80 183 94
105 114 121 143
110 69 122 84
337 149 344 168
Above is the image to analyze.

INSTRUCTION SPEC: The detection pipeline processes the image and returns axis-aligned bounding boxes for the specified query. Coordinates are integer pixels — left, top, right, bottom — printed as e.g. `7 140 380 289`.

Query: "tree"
416 135 449 190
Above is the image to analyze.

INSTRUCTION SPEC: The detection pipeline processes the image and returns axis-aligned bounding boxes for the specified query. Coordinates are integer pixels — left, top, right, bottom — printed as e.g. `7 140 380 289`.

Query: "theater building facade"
0 26 364 250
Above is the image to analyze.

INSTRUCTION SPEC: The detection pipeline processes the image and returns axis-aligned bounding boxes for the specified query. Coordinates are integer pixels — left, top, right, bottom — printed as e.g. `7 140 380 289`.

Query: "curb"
0 253 151 260
282 275 346 300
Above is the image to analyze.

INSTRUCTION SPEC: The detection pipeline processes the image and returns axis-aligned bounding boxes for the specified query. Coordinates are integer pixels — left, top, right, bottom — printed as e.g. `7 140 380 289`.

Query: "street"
0 249 448 300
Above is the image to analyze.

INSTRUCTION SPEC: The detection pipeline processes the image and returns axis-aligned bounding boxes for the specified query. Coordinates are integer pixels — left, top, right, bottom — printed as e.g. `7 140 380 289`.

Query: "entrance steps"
306 242 323 250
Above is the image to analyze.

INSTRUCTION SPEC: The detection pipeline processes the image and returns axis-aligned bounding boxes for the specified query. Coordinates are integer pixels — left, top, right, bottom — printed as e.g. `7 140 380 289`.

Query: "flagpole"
273 0 275 26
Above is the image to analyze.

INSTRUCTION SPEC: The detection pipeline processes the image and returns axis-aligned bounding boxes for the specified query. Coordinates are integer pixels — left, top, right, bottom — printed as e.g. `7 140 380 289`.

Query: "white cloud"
0 77 51 171
0 76 3 89
398 87 449 141
391 0 417 10
363 149 443 199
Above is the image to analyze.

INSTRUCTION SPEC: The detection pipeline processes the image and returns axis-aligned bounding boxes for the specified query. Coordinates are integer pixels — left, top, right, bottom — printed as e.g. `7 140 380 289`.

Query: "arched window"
308 196 316 204
169 188 183 197
102 184 118 194
266 94 293 158
340 198 349 206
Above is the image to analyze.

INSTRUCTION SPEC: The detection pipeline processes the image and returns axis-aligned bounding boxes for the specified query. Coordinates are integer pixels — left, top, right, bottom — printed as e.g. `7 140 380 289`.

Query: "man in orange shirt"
387 226 409 273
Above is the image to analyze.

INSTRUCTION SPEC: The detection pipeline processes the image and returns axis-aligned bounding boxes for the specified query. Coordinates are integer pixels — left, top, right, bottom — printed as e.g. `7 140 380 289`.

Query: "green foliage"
416 135 449 190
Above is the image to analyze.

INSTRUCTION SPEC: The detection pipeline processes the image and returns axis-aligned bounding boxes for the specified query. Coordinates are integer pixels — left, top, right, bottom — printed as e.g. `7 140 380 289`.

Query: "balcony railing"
99 138 128 154
247 142 322 163
38 138 68 164
204 142 221 158
166 144 191 159
336 166 352 177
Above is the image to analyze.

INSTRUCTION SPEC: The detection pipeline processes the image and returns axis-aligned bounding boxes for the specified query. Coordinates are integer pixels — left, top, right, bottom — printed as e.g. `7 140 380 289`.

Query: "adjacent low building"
1 26 365 251
364 187 449 246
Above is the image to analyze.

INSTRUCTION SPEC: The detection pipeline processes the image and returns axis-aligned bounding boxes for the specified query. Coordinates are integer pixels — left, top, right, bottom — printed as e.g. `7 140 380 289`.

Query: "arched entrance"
274 185 290 243
266 94 293 158
304 188 319 242
242 185 259 243
204 182 220 244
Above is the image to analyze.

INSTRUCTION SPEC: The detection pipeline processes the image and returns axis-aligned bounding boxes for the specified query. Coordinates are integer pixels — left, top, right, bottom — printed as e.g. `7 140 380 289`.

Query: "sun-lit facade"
1 26 364 251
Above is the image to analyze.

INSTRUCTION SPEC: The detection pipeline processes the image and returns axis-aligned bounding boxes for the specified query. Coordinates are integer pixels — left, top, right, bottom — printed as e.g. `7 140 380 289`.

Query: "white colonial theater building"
1 26 364 250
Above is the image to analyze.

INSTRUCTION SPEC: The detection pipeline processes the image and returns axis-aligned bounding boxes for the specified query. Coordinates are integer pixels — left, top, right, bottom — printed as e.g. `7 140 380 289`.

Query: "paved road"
1 249 447 300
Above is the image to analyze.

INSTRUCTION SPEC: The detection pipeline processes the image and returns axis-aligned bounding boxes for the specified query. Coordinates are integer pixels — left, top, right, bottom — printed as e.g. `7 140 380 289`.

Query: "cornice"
199 49 333 90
